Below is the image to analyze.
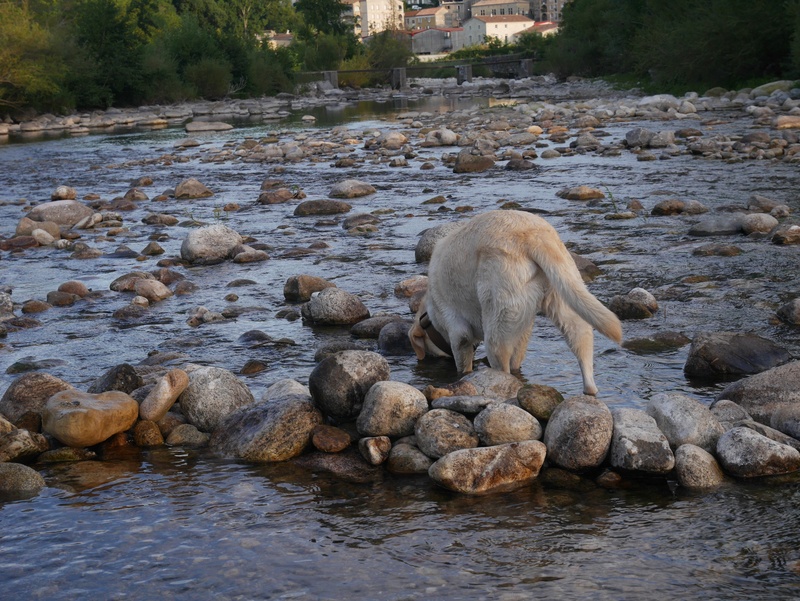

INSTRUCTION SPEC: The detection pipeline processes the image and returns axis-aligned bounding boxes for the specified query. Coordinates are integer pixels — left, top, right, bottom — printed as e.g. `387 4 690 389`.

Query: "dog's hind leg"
509 319 534 372
544 293 598 395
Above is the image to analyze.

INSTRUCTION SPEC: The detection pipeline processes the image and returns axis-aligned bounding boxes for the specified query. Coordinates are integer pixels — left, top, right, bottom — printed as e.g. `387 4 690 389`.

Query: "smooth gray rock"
473 403 542 446
329 179 376 199
415 408 479 459
716 426 800 478
688 214 746 237
459 369 524 400
309 350 390 421
646 392 724 453
710 399 752 430
356 381 428 438
543 395 613 470
675 444 725 489
179 366 255 432
180 224 243 265
210 393 323 462
386 442 433 474
414 221 464 263
428 440 547 494
715 361 800 425
609 407 675 474
377 320 415 355
0 372 74 423
431 395 502 415
684 331 790 380
26 199 94 227
301 287 370 325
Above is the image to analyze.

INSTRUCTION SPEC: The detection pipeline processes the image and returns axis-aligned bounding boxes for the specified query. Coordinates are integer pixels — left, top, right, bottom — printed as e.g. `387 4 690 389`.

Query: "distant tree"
294 0 349 37
367 30 414 70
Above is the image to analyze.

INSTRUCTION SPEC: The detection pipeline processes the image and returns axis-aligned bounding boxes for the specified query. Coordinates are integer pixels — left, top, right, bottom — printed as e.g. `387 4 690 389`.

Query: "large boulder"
716 427 800 478
284 275 336 302
543 395 613 470
42 390 139 447
356 381 428 438
329 179 376 199
178 366 255 432
646 392 724 453
458 369 524 400
609 407 675 475
180 224 243 265
301 287 370 325
428 440 547 494
26 200 94 227
174 178 213 199
473 403 541 446
684 332 790 380
674 444 725 489
414 221 464 263
209 393 323 462
309 350 390 421
415 408 479 459
0 372 74 424
714 361 800 425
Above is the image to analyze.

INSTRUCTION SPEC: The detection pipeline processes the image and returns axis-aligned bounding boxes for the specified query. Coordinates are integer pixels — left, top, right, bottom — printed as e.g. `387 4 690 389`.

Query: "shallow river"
1 91 800 599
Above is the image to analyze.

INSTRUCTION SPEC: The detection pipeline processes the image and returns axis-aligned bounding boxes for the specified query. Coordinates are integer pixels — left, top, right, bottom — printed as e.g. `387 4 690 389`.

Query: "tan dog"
409 210 622 395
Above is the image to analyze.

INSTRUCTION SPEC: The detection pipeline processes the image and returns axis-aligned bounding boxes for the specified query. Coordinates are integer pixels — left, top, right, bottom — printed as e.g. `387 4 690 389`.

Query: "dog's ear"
408 322 427 360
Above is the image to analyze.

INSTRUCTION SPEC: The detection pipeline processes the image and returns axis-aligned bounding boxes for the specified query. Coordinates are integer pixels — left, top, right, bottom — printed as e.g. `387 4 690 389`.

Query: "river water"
1 90 800 599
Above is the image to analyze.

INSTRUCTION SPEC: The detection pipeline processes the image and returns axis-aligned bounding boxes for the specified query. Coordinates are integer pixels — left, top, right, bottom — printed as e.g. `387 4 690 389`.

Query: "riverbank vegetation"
3 0 800 117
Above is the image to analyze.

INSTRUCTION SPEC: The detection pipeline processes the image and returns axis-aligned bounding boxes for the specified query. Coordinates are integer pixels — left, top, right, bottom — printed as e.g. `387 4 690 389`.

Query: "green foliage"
366 30 415 71
291 33 349 70
246 46 294 95
338 54 372 88
184 57 232 98
294 0 350 38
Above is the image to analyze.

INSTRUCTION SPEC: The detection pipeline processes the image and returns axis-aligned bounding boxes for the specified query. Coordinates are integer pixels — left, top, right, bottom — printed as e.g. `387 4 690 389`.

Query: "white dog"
409 210 622 395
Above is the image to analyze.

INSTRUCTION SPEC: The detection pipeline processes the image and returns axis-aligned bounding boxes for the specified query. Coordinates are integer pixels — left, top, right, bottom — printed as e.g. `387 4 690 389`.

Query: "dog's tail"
530 240 623 344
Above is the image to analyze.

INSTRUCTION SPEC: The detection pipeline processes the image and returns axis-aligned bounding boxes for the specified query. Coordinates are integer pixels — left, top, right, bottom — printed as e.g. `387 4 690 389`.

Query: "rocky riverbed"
1 74 800 500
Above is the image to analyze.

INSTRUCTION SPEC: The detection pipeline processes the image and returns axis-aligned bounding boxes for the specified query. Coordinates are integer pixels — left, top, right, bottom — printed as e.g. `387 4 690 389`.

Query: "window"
500 8 505 15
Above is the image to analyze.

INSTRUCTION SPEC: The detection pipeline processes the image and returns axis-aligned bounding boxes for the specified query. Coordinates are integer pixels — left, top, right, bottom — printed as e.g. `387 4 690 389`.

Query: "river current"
1 91 799 599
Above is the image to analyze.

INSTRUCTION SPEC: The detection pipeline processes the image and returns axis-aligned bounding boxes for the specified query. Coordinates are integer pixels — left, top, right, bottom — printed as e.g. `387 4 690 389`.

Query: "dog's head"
409 306 452 360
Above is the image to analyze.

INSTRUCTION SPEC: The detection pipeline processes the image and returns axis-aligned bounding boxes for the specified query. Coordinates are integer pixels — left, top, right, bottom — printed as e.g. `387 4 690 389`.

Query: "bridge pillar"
519 59 535 78
390 68 407 90
456 64 473 85
323 71 339 89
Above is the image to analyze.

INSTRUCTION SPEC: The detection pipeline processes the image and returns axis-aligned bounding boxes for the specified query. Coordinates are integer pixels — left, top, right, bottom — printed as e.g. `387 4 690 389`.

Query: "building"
410 27 463 54
532 0 570 22
455 14 535 49
404 6 458 30
470 0 530 18
343 0 404 40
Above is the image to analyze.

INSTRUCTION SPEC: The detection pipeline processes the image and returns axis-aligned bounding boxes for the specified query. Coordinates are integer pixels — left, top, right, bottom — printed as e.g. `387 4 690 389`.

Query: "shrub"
184 58 233 99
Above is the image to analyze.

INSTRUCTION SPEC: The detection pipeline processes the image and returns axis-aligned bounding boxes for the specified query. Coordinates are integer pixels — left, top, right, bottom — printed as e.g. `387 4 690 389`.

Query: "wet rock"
166 423 209 448
387 441 433 474
675 444 725 489
87 363 144 395
58 280 90 297
395 275 428 298
646 392 724 453
741 213 778 235
422 128 458 147
110 271 155 292
293 449 383 484
180 224 243 265
284 274 336 302
473 403 541 446
179 366 255 432
415 408 479 459
0 428 49 462
16 217 60 238
0 372 75 424
516 383 563 421
715 361 800 425
377 320 412 355
772 224 800 245
692 243 742 257
414 221 463 263
174 178 213 199
688 214 746 237
209 393 323 462
710 399 752 430
26 199 94 227
356 381 428 438
46 290 79 307
358 436 392 465
329 179 376 199
51 185 77 200
651 199 709 216
684 332 791 380
543 395 613 470
777 299 800 324
741 418 800 451
351 314 404 338
504 158 537 171
609 407 675 474
133 420 164 447
311 424 351 453
309 350 390 421
428 440 547 494
459 368 523 400
142 213 179 226
301 287 369 325
625 127 654 147
38 447 97 463
139 368 189 422
366 130 408 151
622 331 691 354
430 395 499 414
0 462 46 497
42 390 139 447
716 426 800 478
453 150 495 173
294 199 352 215
556 185 604 201
185 121 233 133
609 287 657 319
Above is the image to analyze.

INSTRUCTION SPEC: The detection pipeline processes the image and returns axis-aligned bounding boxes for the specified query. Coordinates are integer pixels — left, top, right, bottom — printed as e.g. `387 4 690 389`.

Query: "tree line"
4 0 800 117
